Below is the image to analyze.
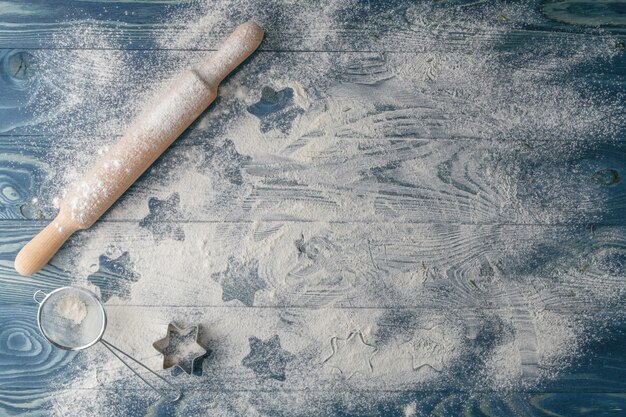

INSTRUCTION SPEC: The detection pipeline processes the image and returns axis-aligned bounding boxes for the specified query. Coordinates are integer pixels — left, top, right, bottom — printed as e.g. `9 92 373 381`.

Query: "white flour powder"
56 296 88 325
21 0 626 415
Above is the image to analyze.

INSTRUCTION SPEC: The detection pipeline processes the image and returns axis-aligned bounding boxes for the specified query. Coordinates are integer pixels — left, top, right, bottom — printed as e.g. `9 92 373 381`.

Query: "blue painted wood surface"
1 0 626 416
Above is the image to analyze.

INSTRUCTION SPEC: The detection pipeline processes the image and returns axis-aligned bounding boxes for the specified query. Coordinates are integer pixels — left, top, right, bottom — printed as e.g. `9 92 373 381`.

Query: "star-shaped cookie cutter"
153 323 207 376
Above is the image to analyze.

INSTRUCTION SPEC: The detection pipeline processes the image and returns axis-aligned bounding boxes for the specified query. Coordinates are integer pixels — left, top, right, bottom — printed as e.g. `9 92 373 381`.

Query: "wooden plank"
0 0 624 51
0 2 624 415
0 301 625 392
1 292 623 414
0 304 75 417
3 389 626 417
0 306 626 408
0 221 625 310
0 302 624 414
0 135 624 224
1 49 624 137
79 307 626 392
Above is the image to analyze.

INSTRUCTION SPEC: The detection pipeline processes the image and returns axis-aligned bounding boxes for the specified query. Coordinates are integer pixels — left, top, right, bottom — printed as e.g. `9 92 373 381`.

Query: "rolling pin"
15 21 264 276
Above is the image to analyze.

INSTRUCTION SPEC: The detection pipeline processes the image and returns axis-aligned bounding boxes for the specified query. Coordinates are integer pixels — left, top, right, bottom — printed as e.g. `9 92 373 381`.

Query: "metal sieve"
33 286 180 401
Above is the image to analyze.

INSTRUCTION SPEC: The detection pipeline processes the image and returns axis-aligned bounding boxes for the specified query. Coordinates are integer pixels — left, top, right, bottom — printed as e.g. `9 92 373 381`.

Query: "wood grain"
0 136 624 225
1 301 625 392
0 304 75 416
2 388 625 417
0 0 625 415
1 49 624 137
0 0 624 51
0 221 624 311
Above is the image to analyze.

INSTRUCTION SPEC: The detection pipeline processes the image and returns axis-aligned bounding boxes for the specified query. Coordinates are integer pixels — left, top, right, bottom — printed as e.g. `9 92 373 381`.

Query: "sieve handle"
33 290 47 304
100 338 181 402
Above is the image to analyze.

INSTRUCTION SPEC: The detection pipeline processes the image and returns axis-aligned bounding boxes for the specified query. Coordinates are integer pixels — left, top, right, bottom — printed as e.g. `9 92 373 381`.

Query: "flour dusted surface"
65 70 214 227
22 0 626 415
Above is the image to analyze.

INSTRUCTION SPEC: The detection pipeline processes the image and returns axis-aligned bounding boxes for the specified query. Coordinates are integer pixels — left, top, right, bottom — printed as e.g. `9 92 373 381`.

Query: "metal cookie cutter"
153 324 207 375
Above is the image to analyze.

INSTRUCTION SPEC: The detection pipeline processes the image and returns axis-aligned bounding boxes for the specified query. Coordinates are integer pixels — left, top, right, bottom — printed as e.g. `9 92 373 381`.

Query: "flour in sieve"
56 295 88 325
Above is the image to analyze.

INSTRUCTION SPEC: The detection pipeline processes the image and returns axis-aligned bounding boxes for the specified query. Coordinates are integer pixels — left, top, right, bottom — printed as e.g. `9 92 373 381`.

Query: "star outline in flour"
199 137 251 186
400 326 449 373
323 331 378 378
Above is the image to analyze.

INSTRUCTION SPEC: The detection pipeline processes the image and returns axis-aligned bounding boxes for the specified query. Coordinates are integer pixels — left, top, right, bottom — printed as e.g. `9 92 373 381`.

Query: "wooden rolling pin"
15 21 264 275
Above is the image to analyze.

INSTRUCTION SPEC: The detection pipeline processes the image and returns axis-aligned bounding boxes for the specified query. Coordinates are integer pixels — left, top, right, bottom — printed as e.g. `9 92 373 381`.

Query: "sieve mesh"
37 286 107 350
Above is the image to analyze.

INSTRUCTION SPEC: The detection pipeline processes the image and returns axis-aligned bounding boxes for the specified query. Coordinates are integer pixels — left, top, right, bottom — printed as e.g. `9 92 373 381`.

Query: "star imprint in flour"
139 193 185 241
199 138 251 186
242 335 295 381
400 326 450 372
323 331 377 377
153 324 208 376
87 252 139 303
247 86 304 134
212 257 266 306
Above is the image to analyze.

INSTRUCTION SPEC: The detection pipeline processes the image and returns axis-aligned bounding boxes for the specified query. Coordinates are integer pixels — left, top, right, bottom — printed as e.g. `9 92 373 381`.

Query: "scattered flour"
20 0 626 415
64 70 216 226
59 22 262 226
404 402 417 417
56 296 88 325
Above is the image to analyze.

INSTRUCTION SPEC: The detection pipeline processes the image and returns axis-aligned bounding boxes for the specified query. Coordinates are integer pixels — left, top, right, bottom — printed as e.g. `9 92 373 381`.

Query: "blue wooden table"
1 1 626 416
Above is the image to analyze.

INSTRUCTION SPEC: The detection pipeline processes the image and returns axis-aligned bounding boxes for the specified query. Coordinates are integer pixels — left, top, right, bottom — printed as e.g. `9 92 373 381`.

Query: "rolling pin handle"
14 214 78 276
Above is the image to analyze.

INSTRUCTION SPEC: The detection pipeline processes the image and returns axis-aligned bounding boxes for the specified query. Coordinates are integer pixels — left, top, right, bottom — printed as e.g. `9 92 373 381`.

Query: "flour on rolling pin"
66 72 213 225
15 21 264 276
